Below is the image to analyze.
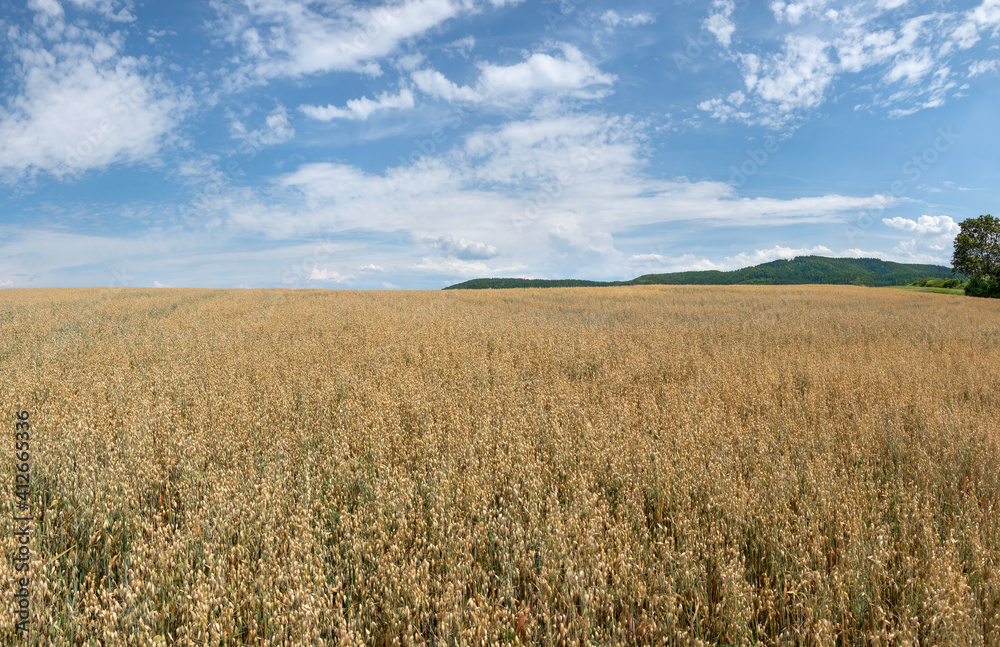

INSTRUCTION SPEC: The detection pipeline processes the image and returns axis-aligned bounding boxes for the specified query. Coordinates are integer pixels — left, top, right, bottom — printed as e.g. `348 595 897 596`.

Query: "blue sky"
1 0 998 289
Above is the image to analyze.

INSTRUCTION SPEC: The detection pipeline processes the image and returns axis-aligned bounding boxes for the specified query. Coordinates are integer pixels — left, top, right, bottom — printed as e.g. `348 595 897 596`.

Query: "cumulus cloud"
883 214 961 235
301 88 415 121
0 16 190 181
769 0 831 26
723 244 834 268
66 0 135 22
600 10 655 29
309 268 354 283
412 43 615 105
744 36 835 112
28 0 134 28
952 0 1000 50
27 0 64 21
882 215 960 261
191 111 897 283
411 69 481 102
426 235 499 260
839 247 887 258
704 0 737 48
230 104 295 148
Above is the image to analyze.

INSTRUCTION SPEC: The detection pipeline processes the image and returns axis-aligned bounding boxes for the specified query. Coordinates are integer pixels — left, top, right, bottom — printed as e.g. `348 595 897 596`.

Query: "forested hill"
444 256 960 289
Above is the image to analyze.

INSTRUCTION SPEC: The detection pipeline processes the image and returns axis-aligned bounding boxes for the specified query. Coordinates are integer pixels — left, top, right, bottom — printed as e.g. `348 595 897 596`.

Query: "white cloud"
230 104 295 148
193 112 897 283
745 36 835 112
723 244 834 268
212 0 522 80
0 20 190 181
770 0 830 26
309 268 354 283
414 257 509 276
600 10 655 29
66 0 135 22
413 43 615 105
839 248 886 258
0 279 13 288
704 1 737 48
882 215 960 263
969 59 1000 75
883 214 960 235
697 91 751 123
28 0 64 20
627 253 722 272
411 69 481 102
628 244 936 274
426 235 499 260
952 0 1000 50
153 280 170 288
444 35 476 57
301 88 415 121
701 34 837 128
884 52 935 84
702 2 1000 127
478 43 615 101
358 264 384 272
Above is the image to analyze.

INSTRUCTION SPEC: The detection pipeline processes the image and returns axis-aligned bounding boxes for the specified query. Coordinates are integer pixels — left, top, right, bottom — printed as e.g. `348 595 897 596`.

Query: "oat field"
1 286 999 646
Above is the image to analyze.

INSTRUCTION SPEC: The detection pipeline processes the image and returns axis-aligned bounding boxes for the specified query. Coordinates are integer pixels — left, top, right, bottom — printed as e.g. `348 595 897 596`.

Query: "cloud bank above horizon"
1 0 998 288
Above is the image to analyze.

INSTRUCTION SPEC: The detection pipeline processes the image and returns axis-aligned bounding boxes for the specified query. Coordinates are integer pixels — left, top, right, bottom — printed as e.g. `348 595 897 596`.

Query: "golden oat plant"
0 285 998 646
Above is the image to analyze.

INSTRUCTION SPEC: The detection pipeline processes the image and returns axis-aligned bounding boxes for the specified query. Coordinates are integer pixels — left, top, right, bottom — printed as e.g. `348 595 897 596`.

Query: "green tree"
952 214 1000 298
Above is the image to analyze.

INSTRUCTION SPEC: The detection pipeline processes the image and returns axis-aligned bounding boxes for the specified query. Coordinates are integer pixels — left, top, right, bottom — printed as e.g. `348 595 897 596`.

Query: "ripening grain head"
0 285 998 645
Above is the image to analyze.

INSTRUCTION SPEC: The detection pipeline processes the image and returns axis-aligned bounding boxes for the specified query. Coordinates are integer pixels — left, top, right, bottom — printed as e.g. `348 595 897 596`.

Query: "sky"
0 0 998 289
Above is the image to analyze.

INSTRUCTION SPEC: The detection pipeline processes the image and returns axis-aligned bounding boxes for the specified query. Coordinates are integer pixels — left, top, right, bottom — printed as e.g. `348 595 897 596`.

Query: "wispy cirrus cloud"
211 0 526 82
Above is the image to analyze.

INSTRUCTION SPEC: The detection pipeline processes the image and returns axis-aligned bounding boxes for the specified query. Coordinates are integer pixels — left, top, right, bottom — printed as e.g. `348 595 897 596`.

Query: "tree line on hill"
447 214 1000 298
445 256 960 290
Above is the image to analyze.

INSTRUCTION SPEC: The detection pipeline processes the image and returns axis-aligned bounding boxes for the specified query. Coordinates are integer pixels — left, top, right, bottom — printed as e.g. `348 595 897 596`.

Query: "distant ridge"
443 256 960 290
